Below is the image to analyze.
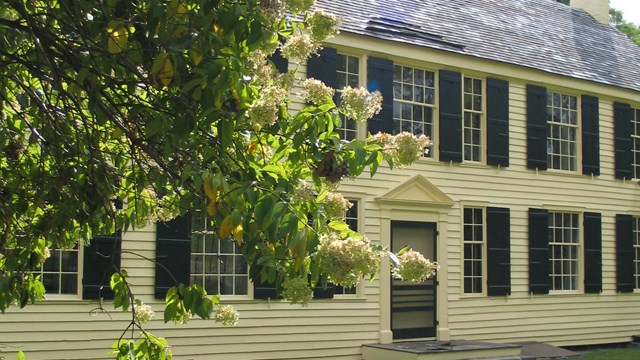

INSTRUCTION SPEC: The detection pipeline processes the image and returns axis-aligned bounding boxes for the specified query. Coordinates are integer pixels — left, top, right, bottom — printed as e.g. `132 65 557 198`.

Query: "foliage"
0 0 435 358
610 7 640 45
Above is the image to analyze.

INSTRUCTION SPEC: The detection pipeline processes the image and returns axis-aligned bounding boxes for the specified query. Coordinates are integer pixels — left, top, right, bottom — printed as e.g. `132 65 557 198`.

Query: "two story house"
2 0 640 359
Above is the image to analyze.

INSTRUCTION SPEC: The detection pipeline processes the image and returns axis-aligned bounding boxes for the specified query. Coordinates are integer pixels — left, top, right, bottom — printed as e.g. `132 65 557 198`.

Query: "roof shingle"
316 0 640 92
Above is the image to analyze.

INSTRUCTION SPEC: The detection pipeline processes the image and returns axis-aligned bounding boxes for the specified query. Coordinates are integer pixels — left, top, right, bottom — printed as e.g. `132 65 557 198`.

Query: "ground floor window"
463 207 484 294
190 213 248 296
548 212 580 291
39 246 80 295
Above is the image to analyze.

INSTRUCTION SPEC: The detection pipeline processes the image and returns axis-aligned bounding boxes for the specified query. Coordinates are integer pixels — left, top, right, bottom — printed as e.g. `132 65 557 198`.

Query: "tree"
0 0 436 358
610 7 640 45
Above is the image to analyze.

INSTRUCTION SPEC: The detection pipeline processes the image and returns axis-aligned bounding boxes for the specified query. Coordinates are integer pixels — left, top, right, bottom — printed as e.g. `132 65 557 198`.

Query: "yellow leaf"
207 200 217 216
189 46 203 66
152 53 174 87
220 215 233 239
233 224 243 245
203 176 218 201
212 22 223 36
107 20 128 54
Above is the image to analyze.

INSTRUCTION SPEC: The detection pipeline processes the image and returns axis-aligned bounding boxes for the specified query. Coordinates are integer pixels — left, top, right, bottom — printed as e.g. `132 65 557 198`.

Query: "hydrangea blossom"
292 180 315 202
246 86 288 126
371 131 432 168
215 305 239 326
322 192 352 220
280 33 319 63
134 300 155 324
316 233 384 288
340 87 382 122
258 0 285 20
392 249 439 283
308 10 342 42
281 276 313 306
302 78 335 105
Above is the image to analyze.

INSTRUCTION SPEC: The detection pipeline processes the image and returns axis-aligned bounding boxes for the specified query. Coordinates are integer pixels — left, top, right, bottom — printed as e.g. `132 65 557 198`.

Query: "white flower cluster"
322 192 352 220
282 276 313 306
134 300 155 324
316 233 384 288
215 305 239 326
307 11 342 42
246 86 288 126
258 0 285 20
371 131 432 167
302 78 335 105
280 33 320 63
392 249 439 283
292 180 315 202
340 87 383 122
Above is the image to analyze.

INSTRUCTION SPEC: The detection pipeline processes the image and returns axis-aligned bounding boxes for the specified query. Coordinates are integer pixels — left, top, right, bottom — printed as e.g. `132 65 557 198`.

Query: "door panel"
391 221 437 339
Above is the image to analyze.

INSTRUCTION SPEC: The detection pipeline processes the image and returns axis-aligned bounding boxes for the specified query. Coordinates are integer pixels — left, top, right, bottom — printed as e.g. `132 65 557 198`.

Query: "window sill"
548 290 582 295
536 168 587 179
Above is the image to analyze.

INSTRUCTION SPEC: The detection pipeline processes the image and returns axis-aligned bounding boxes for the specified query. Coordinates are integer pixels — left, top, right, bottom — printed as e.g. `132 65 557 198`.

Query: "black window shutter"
614 102 633 180
307 47 337 88
581 95 600 176
528 208 549 294
526 85 548 170
486 78 510 167
583 212 602 293
366 56 394 135
82 231 122 300
487 207 511 296
155 215 192 299
439 70 463 163
616 214 634 293
269 48 288 74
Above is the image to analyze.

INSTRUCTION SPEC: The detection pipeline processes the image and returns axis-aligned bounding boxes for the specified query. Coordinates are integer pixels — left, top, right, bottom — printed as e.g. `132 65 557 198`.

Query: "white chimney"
570 0 609 24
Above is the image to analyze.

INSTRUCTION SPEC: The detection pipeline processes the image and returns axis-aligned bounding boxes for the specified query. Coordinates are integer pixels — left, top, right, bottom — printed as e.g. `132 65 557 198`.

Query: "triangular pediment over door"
377 174 454 208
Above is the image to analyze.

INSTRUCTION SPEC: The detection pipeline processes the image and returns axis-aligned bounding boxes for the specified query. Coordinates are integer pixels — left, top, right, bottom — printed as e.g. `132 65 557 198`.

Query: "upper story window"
336 53 360 141
393 65 435 157
39 247 80 295
190 213 248 296
463 207 484 294
548 211 580 291
546 91 578 171
632 107 640 179
463 76 483 162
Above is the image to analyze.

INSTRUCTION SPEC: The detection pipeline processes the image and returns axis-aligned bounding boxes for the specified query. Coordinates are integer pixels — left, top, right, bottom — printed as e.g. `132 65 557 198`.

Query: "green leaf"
16 350 25 360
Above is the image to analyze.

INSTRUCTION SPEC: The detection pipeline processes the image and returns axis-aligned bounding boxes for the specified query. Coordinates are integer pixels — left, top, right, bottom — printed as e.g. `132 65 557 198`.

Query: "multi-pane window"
191 213 248 296
548 212 580 291
463 77 483 162
634 217 640 289
546 91 578 171
393 65 435 156
335 201 359 295
336 54 359 141
632 108 640 179
463 207 484 294
39 247 80 295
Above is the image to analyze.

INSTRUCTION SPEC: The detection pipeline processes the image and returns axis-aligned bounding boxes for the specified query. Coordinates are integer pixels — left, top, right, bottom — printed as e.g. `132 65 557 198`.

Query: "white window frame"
38 246 83 299
632 107 640 179
333 198 362 297
190 213 250 298
546 90 580 172
548 211 581 292
393 63 437 158
462 75 484 163
462 206 486 295
336 52 361 141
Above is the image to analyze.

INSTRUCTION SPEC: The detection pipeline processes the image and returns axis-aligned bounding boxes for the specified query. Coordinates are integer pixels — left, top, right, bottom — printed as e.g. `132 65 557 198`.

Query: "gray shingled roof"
315 0 640 93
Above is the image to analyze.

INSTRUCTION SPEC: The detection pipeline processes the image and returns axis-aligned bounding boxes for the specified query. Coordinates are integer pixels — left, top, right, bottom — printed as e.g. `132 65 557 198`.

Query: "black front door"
391 221 437 339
